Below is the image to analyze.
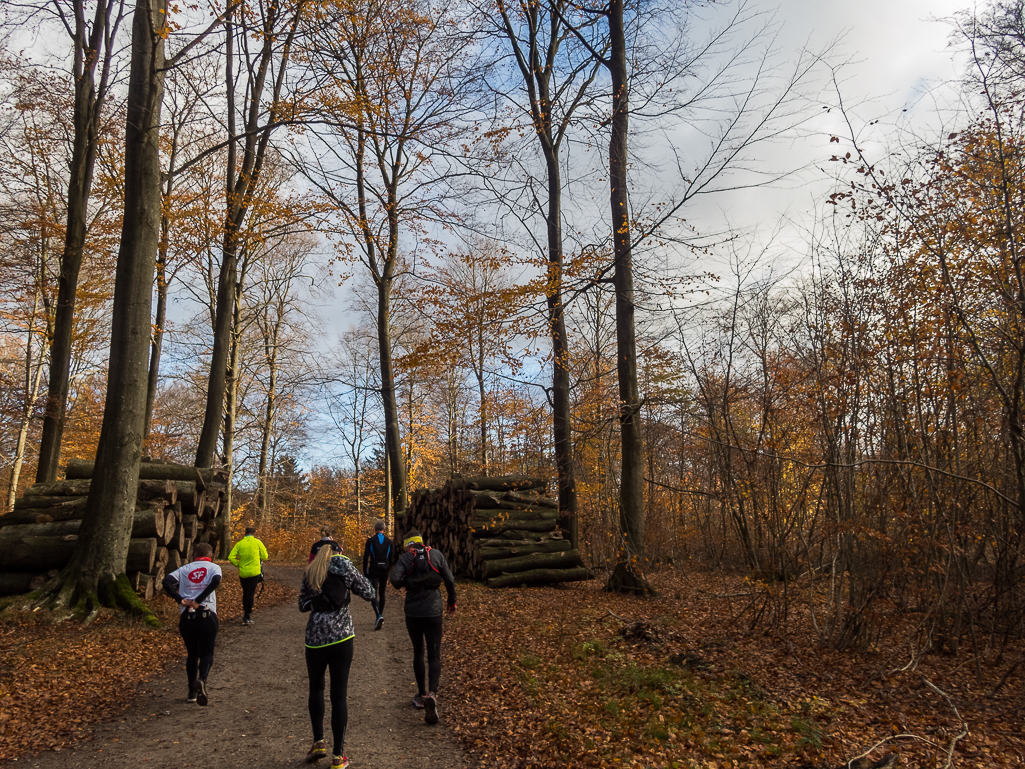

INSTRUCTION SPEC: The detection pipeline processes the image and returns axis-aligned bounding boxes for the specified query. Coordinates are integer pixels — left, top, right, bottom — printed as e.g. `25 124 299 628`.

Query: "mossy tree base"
30 569 160 628
605 559 657 597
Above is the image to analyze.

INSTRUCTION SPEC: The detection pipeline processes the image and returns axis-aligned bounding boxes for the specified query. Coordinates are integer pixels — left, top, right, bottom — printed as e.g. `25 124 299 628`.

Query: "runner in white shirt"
162 542 222 705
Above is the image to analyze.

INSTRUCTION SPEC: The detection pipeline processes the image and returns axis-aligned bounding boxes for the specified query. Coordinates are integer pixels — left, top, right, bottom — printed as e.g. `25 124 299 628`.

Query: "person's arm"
192 574 222 607
298 577 315 613
259 540 269 562
162 573 183 603
228 541 240 566
438 553 457 611
362 538 372 575
390 552 410 589
338 557 376 602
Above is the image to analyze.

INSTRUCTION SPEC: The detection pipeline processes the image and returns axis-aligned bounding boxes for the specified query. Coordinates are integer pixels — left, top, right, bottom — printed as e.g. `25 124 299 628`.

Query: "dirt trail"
11 565 469 769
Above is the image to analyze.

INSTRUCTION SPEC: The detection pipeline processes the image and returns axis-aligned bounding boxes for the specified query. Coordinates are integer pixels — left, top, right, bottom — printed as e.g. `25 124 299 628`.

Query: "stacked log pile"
396 475 589 589
0 459 228 598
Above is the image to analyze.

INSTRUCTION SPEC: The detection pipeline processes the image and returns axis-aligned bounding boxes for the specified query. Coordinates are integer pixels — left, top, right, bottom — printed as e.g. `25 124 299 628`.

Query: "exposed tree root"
604 559 657 597
15 570 160 628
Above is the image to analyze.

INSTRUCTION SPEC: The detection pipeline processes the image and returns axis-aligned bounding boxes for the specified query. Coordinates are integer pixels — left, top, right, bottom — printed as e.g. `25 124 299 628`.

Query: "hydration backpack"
312 557 351 611
406 545 442 590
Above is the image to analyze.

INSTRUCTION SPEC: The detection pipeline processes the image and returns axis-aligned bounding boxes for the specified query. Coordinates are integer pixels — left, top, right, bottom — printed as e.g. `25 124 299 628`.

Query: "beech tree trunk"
41 0 167 621
36 0 123 482
605 0 653 596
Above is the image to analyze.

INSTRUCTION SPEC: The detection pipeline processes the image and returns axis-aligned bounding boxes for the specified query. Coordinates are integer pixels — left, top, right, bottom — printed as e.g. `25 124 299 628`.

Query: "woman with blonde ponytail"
299 541 375 768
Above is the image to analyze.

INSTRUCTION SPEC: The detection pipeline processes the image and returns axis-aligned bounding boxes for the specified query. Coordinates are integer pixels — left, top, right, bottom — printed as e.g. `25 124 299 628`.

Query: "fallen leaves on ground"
443 568 1025 769
0 566 294 761
3 566 1023 768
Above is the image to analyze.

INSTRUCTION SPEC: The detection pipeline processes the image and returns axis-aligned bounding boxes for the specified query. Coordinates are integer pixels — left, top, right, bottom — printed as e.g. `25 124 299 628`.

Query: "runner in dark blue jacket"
361 519 393 629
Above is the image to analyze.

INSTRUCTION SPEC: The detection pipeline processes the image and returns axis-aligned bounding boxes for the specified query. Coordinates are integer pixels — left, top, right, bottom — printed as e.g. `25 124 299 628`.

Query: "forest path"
14 565 469 769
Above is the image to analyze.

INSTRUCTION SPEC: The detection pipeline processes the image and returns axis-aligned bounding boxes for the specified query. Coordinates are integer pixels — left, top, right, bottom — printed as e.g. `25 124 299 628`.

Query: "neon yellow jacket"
229 535 268 578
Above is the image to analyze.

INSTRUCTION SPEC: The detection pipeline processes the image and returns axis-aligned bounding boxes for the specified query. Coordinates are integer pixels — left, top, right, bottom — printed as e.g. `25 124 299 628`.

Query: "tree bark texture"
36 0 122 482
48 0 167 618
605 0 652 596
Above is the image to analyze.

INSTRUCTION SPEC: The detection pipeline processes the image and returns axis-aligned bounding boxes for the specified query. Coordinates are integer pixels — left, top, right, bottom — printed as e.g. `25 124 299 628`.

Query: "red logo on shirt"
188 567 208 583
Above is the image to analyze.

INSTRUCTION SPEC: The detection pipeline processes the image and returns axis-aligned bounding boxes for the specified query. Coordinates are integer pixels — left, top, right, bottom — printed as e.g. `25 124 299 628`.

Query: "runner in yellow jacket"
229 526 269 626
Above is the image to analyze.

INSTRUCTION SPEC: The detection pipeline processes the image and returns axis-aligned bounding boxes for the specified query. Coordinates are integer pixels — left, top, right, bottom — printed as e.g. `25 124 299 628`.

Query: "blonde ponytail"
305 544 332 591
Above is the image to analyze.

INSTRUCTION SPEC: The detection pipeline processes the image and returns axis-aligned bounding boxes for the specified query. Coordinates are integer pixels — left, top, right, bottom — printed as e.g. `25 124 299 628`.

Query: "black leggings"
368 575 387 616
240 575 261 616
178 610 218 685
306 639 354 757
405 614 443 695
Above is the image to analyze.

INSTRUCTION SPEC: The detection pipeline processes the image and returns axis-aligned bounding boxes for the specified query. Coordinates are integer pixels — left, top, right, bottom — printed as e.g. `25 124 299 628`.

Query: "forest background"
1 0 1025 750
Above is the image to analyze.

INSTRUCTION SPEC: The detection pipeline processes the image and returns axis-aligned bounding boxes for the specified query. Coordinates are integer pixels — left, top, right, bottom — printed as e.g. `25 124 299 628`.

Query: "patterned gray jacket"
299 554 376 648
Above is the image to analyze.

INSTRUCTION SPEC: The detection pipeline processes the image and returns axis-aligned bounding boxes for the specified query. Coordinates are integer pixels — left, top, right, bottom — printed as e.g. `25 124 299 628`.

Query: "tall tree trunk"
496 0 588 548
257 309 280 519
220 276 243 552
605 0 653 596
143 166 176 445
475 341 488 475
40 0 165 621
378 280 408 518
7 286 47 511
143 235 168 445
546 154 578 548
36 0 121 482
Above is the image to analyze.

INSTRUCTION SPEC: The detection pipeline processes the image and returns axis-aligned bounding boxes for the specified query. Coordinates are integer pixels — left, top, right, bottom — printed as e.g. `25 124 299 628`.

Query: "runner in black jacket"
361 520 393 629
389 529 456 725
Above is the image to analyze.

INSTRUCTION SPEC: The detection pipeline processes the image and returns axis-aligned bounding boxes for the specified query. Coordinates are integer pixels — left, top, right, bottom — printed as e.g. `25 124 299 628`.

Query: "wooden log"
182 514 197 540
166 549 182 572
64 459 226 489
0 519 82 538
1 537 159 573
485 549 582 577
138 479 177 503
23 480 92 497
126 538 158 573
504 490 558 508
479 540 573 559
474 531 564 547
177 483 203 516
450 475 545 492
134 504 170 541
13 495 88 511
472 519 558 535
472 507 559 522
492 500 559 515
132 573 155 600
486 566 591 589
0 506 169 542
147 563 165 586
0 501 88 526
0 572 43 596
0 535 78 569
466 490 503 509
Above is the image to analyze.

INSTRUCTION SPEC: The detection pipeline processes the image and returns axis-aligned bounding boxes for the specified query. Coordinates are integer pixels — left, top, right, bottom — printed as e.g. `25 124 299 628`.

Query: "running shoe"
186 685 198 703
305 740 326 763
330 756 349 769
411 694 425 709
243 616 253 626
375 615 384 631
196 679 208 707
424 692 439 725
